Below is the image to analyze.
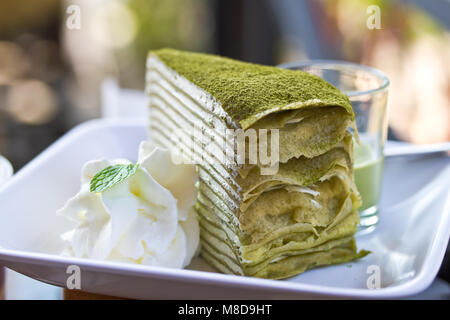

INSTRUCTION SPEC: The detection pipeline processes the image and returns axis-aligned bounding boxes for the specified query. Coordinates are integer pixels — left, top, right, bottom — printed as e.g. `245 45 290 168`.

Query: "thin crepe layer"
196 194 360 264
240 176 353 243
252 238 369 279
197 205 366 277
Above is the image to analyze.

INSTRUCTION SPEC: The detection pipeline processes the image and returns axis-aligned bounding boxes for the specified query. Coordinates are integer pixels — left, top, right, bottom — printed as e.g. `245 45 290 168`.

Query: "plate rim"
0 118 449 299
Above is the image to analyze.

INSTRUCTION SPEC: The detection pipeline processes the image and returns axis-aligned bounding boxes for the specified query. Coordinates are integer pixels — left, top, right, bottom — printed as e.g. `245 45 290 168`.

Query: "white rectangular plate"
0 119 449 299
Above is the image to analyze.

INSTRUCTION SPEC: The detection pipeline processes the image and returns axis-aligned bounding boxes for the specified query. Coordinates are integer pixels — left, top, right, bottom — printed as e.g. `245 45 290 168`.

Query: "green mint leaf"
90 164 138 193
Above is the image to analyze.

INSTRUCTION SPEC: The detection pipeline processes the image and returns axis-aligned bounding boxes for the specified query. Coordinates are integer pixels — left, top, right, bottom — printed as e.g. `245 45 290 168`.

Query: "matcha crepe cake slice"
146 48 369 279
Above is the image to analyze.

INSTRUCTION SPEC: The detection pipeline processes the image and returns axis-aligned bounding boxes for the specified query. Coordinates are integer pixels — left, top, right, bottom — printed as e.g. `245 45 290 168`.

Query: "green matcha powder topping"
150 48 354 129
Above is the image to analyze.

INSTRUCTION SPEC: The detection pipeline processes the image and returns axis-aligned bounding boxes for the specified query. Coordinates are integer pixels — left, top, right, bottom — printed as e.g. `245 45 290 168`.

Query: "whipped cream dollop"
58 141 199 268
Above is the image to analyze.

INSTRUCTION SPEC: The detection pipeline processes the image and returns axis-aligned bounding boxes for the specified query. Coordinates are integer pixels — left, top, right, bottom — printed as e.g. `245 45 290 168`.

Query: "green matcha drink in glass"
280 61 389 233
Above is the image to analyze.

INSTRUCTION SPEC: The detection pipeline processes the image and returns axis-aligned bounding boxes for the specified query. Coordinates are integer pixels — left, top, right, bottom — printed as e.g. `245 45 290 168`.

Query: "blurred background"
0 0 449 169
0 0 449 297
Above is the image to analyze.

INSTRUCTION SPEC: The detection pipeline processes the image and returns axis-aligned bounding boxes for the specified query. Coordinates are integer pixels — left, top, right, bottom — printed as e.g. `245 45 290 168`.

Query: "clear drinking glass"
279 61 389 233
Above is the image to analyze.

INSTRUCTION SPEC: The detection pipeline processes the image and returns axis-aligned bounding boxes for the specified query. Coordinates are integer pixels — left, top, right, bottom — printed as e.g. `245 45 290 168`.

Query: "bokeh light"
5 79 58 125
